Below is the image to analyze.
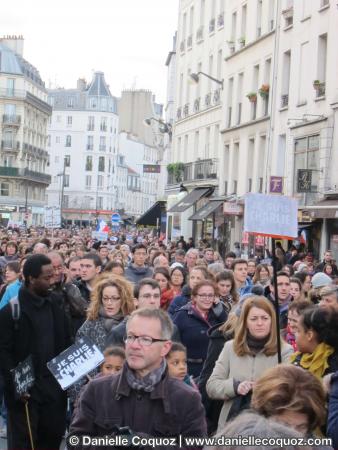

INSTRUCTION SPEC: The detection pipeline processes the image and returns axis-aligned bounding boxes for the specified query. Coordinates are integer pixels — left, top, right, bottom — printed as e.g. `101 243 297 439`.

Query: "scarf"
125 359 167 392
246 332 270 354
290 342 334 378
98 305 124 333
160 288 175 311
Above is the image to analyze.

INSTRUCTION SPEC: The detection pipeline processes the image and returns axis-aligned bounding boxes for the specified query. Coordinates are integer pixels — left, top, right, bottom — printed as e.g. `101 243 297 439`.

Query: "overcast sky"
1 0 179 104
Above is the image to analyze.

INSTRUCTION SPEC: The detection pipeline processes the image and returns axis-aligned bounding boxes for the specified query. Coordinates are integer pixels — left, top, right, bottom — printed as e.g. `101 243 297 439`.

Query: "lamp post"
143 117 172 139
189 71 224 89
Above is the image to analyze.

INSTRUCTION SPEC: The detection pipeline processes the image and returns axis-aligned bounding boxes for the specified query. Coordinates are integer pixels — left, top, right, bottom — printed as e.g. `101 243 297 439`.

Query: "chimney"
77 78 86 91
0 35 24 56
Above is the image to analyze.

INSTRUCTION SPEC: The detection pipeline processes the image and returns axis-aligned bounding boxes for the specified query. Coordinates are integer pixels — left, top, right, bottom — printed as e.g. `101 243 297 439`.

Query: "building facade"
166 0 226 243
0 36 51 226
47 72 119 226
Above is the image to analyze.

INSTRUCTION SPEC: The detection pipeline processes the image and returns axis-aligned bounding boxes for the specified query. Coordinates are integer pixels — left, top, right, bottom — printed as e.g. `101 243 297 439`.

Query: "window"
97 175 104 190
294 135 320 196
87 136 93 150
63 175 70 187
90 97 97 109
47 135 51 146
67 97 74 108
6 79 15 96
247 139 255 192
98 156 105 172
63 195 69 208
97 197 103 210
88 116 95 131
281 51 291 107
64 155 70 167
227 78 234 128
67 116 72 126
85 175 92 189
56 136 60 144
237 73 243 125
85 156 93 171
99 136 106 151
257 0 262 37
100 117 107 132
65 135 71 147
298 42 309 105
56 115 61 123
316 34 327 97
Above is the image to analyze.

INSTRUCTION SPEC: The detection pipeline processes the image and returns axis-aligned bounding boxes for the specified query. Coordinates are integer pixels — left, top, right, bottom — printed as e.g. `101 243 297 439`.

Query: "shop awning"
168 188 212 213
188 200 223 221
301 199 338 219
135 201 166 226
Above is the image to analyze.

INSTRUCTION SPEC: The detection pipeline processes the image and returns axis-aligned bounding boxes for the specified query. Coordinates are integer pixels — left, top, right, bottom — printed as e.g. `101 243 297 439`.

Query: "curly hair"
87 275 134 320
251 364 326 432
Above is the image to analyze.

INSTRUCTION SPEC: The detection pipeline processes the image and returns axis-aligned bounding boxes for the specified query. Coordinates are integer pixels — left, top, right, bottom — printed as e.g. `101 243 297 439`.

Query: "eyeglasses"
139 293 161 300
102 296 121 304
196 294 215 300
123 334 167 346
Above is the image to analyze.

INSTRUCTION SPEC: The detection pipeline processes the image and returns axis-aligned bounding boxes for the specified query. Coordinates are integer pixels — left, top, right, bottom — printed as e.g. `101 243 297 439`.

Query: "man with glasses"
69 308 207 444
106 279 180 347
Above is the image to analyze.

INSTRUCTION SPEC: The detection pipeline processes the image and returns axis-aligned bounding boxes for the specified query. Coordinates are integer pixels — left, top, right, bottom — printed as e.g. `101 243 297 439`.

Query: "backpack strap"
9 296 20 330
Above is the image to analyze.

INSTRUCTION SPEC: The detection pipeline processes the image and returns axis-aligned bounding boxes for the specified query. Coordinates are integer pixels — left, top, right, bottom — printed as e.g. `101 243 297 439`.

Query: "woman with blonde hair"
207 296 293 432
70 275 134 403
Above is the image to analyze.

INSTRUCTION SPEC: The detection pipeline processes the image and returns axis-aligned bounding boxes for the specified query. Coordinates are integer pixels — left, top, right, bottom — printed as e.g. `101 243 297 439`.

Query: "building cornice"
221 115 270 134
225 29 275 62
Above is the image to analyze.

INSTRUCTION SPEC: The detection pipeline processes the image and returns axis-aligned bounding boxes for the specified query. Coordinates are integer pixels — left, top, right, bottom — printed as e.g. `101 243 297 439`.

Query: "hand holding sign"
11 355 35 400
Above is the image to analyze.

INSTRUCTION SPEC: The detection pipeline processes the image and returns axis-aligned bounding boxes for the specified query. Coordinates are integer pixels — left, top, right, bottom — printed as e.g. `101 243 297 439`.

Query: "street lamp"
189 71 224 89
143 117 172 138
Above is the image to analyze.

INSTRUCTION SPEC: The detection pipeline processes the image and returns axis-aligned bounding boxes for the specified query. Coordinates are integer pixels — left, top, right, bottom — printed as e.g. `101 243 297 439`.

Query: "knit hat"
311 272 332 289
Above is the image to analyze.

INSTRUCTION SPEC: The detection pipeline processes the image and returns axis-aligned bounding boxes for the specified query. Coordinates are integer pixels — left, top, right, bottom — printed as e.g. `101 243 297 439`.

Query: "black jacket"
69 364 207 449
0 285 72 406
198 324 233 434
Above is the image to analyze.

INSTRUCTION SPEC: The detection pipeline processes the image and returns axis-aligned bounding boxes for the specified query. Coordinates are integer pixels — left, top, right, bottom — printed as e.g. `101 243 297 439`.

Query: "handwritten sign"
11 355 35 398
244 193 298 239
47 337 104 390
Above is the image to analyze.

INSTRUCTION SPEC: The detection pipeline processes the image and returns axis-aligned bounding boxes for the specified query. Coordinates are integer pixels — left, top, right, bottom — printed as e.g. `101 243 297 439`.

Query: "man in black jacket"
0 254 72 449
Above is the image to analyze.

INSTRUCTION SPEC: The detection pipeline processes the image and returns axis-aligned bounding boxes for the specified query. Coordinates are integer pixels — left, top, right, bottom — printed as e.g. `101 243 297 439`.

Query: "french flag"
96 220 109 232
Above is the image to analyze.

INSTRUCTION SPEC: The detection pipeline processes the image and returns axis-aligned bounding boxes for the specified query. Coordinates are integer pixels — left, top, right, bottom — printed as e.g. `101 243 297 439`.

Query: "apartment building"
166 0 226 243
0 36 51 226
47 72 119 226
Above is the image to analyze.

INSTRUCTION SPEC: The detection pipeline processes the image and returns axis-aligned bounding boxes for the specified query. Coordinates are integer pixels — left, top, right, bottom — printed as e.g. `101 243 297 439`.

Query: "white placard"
244 193 298 239
44 206 61 228
91 231 108 241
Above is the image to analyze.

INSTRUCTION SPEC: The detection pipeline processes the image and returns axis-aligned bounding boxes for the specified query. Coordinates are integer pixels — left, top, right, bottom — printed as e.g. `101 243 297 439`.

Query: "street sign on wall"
269 176 283 194
297 169 312 193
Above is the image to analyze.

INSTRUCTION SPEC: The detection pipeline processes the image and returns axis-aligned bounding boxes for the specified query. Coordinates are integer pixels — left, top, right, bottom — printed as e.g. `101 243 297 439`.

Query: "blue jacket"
328 371 338 449
173 302 227 379
168 285 191 318
238 277 253 297
0 279 22 310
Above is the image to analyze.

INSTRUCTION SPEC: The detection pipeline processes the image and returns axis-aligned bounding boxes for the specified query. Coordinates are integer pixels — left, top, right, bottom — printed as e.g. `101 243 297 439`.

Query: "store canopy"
302 198 338 219
135 201 166 226
168 188 212 213
188 200 223 221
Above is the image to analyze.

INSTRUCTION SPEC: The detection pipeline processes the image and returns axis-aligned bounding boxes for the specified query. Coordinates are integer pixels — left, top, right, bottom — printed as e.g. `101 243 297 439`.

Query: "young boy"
166 343 198 390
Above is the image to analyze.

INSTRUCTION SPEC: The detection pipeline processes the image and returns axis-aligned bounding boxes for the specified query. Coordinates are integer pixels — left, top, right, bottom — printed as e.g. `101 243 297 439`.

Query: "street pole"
24 180 28 229
60 157 66 227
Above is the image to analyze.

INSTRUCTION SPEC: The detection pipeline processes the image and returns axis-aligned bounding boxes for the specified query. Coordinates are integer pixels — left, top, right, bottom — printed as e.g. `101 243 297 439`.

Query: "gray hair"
127 307 173 340
320 285 338 300
206 411 306 450
208 262 225 276
186 248 199 257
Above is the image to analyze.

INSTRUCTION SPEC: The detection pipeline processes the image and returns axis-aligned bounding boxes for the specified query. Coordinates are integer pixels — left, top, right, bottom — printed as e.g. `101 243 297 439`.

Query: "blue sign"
111 213 121 224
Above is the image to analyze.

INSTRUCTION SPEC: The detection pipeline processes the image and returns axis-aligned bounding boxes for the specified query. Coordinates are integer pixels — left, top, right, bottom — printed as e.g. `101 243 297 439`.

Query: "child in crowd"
100 346 126 376
166 343 198 390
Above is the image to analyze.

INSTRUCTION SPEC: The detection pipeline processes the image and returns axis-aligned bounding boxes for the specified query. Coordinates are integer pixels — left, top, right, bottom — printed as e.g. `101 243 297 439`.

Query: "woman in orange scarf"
153 267 175 311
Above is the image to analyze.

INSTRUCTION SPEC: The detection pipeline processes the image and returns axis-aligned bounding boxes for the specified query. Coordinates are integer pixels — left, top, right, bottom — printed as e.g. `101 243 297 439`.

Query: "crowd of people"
0 226 337 449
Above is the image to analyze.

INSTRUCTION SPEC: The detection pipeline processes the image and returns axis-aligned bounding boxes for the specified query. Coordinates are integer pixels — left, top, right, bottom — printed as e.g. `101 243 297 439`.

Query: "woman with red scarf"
153 267 175 311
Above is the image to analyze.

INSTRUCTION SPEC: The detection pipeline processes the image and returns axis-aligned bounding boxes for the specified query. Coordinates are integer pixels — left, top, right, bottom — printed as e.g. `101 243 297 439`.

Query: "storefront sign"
298 210 312 222
242 232 249 244
255 235 265 246
297 170 312 193
0 205 16 213
269 176 283 194
143 164 161 173
223 202 243 216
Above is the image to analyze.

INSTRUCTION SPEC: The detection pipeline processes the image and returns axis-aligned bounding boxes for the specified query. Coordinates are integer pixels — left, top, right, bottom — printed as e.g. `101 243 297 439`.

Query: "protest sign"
91 231 108 241
11 355 35 398
244 193 298 239
47 337 104 390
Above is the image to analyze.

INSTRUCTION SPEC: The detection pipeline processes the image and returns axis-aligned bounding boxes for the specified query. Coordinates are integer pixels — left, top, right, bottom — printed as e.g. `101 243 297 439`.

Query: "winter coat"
75 279 92 303
0 253 19 272
69 316 124 403
0 285 71 407
105 316 181 348
327 371 338 449
198 324 232 434
173 302 227 378
206 339 293 432
0 279 21 310
124 264 153 284
238 277 253 297
167 285 191 318
69 364 207 450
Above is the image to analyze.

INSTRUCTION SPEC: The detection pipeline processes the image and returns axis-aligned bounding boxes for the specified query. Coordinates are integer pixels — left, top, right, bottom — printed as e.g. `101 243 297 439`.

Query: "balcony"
0 167 51 184
183 103 189 117
2 114 21 127
87 144 93 150
314 82 326 97
100 125 107 132
205 92 212 107
1 140 20 151
183 159 218 182
281 94 289 108
193 98 200 113
196 26 204 43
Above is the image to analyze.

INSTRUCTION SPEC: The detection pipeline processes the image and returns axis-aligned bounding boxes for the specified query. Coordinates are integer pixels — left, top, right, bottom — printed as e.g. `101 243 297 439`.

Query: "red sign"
255 235 265 246
242 231 249 244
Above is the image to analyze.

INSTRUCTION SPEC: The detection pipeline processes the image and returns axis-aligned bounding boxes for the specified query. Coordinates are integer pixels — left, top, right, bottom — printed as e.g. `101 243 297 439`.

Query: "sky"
1 0 179 104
